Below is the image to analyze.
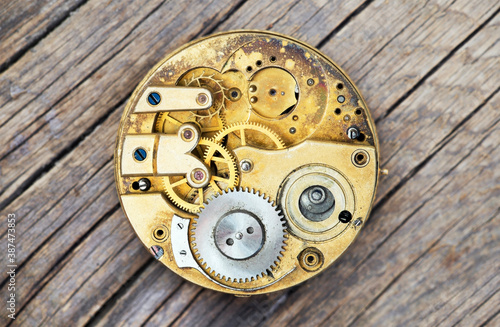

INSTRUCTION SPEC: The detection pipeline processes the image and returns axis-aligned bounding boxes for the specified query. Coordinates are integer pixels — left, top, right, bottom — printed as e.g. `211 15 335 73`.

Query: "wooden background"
0 0 499 326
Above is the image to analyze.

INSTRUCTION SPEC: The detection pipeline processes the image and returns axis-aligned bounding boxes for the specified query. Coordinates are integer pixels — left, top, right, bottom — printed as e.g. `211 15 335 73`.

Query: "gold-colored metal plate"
114 30 380 295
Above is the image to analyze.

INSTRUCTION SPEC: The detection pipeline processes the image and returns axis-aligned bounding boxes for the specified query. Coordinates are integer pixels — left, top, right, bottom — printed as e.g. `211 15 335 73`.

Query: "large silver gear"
190 188 288 283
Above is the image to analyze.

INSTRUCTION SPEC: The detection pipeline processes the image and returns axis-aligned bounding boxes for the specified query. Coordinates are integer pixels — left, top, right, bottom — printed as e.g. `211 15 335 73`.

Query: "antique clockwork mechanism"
114 31 380 295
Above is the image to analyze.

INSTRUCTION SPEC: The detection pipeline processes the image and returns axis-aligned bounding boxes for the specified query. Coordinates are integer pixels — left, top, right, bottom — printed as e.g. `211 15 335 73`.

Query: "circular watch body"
114 30 379 295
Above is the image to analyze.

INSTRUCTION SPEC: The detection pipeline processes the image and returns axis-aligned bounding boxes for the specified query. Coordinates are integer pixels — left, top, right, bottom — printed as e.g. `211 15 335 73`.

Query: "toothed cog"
163 138 239 213
190 188 288 283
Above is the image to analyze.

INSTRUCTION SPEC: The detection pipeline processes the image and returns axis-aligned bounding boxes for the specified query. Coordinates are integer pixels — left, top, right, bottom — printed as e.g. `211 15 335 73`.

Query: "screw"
307 78 315 86
339 210 352 223
148 92 161 106
240 159 253 173
249 85 257 92
309 187 325 203
134 148 147 161
138 178 151 191
180 250 187 256
347 127 360 140
290 127 296 134
197 93 208 105
150 245 164 260
354 219 363 227
177 223 184 230
250 96 258 103
337 95 345 103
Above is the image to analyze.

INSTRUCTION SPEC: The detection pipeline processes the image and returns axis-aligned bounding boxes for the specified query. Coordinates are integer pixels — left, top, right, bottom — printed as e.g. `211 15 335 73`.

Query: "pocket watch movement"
114 31 379 295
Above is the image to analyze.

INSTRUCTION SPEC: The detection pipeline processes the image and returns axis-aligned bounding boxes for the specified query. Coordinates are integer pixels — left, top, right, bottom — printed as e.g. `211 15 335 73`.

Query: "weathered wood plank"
217 0 366 44
354 209 499 326
89 264 184 326
0 0 86 71
1 116 121 325
0 0 497 325
446 275 500 326
142 283 201 327
12 210 148 326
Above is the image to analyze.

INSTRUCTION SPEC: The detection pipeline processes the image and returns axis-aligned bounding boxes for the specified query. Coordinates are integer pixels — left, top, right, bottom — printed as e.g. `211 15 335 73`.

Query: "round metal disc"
215 210 264 260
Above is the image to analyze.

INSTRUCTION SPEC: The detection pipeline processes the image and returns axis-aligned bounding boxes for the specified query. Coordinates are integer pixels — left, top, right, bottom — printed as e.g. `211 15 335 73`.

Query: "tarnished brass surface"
134 87 213 113
115 30 379 295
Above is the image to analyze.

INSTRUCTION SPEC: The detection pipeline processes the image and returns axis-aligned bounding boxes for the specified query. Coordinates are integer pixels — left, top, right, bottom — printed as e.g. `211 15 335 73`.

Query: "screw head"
134 148 147 161
354 219 363 227
347 127 360 140
150 245 164 259
307 78 315 86
147 92 161 105
339 210 352 223
240 159 253 172
290 127 296 134
138 178 151 191
337 95 345 103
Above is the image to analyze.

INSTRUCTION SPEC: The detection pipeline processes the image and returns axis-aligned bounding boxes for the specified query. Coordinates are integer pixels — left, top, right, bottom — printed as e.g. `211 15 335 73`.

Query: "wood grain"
0 0 87 72
0 0 498 326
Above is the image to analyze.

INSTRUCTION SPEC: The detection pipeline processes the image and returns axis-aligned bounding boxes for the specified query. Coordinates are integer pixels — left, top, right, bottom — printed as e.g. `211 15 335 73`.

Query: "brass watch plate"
114 31 379 295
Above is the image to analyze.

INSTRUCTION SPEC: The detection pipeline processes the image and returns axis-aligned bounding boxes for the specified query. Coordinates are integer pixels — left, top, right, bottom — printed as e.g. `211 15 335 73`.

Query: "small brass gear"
163 138 238 213
180 68 229 121
212 121 285 149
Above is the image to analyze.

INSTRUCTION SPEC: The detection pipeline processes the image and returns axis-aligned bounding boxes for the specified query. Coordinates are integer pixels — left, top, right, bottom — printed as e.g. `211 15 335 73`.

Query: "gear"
163 138 238 213
154 68 229 137
190 188 288 283
180 68 229 121
212 121 285 149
